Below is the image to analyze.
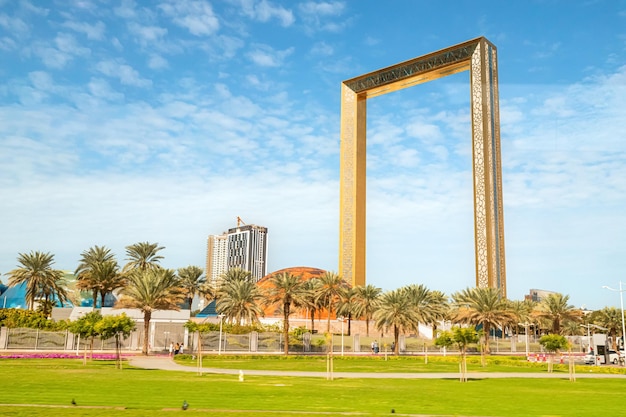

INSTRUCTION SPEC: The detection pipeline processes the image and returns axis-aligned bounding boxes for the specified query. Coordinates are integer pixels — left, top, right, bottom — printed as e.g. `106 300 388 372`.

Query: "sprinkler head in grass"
71 399 76 406
182 400 188 410
391 409 395 413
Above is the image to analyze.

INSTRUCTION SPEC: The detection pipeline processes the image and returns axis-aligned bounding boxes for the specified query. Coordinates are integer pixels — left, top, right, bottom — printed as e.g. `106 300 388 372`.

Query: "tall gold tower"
339 37 506 297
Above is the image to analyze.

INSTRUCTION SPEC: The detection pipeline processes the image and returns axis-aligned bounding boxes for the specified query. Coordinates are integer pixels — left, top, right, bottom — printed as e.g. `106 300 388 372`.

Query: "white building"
206 222 268 284
206 234 228 286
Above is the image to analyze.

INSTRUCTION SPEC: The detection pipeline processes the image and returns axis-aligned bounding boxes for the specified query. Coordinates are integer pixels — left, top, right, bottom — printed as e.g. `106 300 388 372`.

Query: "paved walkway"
128 356 626 379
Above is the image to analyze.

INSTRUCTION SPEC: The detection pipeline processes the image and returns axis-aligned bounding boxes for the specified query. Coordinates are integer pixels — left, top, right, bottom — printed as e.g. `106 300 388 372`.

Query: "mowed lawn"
0 357 624 417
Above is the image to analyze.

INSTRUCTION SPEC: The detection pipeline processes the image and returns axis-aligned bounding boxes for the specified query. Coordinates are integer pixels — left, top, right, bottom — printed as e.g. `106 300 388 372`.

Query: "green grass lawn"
0 357 624 417
176 353 626 374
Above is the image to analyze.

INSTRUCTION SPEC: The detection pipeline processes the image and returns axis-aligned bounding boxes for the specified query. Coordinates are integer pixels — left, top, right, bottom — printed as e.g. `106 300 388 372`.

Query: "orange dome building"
257 266 338 322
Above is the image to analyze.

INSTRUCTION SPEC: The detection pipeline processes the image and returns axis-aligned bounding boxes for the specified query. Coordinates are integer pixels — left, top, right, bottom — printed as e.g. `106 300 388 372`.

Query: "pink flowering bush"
0 352 125 360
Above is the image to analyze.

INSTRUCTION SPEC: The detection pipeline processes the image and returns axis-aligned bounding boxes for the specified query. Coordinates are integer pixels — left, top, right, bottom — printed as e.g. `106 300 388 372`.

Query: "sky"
1 0 625 311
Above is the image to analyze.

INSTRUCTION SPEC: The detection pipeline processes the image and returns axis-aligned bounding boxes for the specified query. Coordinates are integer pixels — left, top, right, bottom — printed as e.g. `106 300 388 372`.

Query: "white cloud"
32 32 90 69
62 20 106 40
148 53 168 69
299 1 345 16
0 13 29 34
247 44 294 67
128 22 168 45
246 0 294 26
95 60 152 87
159 0 220 36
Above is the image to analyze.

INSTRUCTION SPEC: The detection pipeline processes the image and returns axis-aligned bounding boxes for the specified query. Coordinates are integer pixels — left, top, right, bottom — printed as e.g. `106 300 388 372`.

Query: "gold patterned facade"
339 37 506 297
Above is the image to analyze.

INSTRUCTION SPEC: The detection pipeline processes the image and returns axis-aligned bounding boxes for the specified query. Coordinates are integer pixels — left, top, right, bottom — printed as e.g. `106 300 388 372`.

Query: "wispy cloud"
238 0 295 26
62 20 106 40
247 44 294 67
95 60 152 87
159 0 220 36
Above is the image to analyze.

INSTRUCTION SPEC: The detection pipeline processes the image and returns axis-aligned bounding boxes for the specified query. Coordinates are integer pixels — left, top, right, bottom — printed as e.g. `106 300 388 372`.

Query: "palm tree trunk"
283 303 290 355
326 305 332 333
310 308 315 332
142 311 152 355
347 314 352 336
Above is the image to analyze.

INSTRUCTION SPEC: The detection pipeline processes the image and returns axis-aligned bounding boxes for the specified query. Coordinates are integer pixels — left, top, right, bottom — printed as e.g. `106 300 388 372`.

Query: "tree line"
2 242 624 356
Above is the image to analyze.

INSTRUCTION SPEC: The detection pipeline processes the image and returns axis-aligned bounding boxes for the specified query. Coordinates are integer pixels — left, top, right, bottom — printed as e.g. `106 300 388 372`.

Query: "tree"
452 287 514 354
263 272 307 355
435 327 479 382
353 284 381 337
373 289 423 355
428 290 450 339
315 271 349 332
592 307 623 350
177 265 205 310
68 311 103 363
299 278 323 332
95 313 136 369
75 245 117 308
336 287 359 336
123 242 164 272
115 268 183 355
216 275 263 325
539 334 569 372
533 293 582 335
6 251 68 310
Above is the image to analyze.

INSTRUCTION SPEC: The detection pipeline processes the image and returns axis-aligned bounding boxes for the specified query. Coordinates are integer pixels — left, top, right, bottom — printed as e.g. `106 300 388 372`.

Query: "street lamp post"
602 281 626 356
218 314 225 355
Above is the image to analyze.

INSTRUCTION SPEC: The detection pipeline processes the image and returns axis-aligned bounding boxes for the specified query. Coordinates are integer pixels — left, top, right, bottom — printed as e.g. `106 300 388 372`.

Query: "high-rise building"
206 234 228 287
206 222 268 285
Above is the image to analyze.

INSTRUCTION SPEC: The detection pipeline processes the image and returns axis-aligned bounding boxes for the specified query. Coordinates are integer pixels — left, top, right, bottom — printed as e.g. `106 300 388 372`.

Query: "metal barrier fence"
0 327 586 354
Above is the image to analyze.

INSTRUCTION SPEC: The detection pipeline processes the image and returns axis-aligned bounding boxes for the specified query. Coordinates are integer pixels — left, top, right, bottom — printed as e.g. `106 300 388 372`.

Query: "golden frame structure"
339 37 506 297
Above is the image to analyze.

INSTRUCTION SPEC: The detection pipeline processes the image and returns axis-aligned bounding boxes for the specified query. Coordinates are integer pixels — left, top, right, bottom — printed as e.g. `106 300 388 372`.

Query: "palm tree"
507 299 534 342
6 251 67 310
315 271 349 332
336 287 359 336
452 287 515 354
263 272 307 354
533 293 582 335
592 307 623 349
115 268 183 355
216 277 263 325
353 284 381 337
177 266 205 309
401 284 440 325
220 268 253 285
428 290 450 339
93 260 125 308
373 289 423 354
299 278 323 332
123 242 164 272
75 245 116 308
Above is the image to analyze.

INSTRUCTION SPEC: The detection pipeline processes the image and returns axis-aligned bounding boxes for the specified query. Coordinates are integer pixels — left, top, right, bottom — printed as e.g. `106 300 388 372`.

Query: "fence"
0 327 585 355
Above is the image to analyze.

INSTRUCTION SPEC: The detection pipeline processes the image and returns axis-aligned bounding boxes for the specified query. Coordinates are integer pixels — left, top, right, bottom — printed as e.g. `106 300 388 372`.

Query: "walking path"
128 356 626 379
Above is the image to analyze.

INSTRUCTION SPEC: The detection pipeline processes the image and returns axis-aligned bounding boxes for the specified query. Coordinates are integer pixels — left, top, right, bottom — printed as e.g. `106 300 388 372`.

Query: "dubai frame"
339 37 506 297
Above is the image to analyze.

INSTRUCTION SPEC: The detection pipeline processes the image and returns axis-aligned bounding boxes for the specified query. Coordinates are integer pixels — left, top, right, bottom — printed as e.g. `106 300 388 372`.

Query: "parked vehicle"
584 353 596 365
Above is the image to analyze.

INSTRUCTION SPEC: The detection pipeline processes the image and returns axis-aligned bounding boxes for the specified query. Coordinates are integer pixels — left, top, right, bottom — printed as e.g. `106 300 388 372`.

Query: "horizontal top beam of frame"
343 36 490 98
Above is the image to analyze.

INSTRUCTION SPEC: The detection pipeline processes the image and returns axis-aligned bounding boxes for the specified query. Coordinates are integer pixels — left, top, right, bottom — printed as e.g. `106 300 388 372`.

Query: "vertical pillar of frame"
339 83 367 287
470 39 507 297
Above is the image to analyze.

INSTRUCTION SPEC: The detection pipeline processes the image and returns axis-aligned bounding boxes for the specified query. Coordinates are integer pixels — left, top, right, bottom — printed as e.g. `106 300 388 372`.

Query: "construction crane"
237 216 246 227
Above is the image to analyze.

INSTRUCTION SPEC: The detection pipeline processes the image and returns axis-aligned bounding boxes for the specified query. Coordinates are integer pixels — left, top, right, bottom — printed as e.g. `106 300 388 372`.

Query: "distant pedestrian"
179 344 184 354
169 342 174 357
174 342 180 355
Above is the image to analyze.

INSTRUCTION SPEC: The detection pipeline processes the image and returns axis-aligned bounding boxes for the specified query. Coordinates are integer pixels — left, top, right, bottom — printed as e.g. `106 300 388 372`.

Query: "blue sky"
1 0 625 310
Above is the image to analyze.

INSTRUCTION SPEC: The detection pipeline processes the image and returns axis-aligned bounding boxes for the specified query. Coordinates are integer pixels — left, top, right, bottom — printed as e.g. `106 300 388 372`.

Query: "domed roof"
257 266 327 318
257 266 327 287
